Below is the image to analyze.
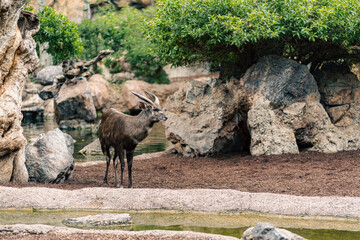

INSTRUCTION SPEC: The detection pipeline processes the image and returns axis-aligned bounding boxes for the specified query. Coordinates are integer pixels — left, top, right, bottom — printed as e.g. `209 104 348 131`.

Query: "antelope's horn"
131 91 154 106
145 90 160 107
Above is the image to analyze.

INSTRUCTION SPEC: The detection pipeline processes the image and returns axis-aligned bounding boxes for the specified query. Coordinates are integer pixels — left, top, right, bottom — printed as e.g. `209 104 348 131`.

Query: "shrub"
34 6 83 64
78 6 169 84
145 0 360 79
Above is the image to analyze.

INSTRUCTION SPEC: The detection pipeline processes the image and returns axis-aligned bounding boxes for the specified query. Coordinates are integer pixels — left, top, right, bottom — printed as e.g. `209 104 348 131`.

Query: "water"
22 118 171 162
0 209 359 240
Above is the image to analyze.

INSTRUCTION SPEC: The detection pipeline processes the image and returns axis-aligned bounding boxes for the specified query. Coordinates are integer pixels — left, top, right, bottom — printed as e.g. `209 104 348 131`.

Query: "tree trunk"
0 2 40 183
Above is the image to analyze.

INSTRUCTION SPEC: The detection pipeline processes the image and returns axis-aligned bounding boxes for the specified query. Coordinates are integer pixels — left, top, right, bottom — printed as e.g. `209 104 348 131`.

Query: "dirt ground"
3 150 360 197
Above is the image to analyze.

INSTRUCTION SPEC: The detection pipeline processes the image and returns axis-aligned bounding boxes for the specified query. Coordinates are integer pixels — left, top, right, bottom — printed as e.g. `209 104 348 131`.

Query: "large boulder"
88 74 111 110
55 77 97 125
242 55 360 155
166 55 360 156
22 81 43 101
247 97 299 156
21 94 45 120
241 55 319 155
0 5 40 183
314 63 360 127
25 128 75 184
165 78 248 157
241 222 307 240
36 65 63 86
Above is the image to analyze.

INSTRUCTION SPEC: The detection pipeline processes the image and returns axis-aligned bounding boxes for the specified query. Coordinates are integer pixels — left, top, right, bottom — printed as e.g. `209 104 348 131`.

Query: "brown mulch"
3 150 360 197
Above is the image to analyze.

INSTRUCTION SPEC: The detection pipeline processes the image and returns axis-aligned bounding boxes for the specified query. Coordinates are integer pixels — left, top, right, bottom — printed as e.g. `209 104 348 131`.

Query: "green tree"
34 6 83 64
78 6 169 84
145 0 360 79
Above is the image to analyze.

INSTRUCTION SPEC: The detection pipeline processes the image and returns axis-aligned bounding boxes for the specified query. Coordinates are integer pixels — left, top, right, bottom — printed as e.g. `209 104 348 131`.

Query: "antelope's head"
132 91 168 122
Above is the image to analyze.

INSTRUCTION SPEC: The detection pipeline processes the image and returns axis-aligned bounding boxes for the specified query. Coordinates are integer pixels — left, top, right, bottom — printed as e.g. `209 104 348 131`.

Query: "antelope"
98 91 167 188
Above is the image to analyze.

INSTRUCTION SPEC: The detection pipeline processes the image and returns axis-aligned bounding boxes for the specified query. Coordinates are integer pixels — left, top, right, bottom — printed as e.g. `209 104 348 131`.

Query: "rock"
63 213 132 228
22 94 45 113
36 65 63 86
0 5 39 183
165 78 248 157
241 222 307 240
240 55 319 155
166 55 360 156
240 55 319 109
112 72 135 83
164 63 211 80
122 80 182 113
25 128 75 184
58 119 97 130
22 81 43 101
21 94 45 121
241 55 359 155
88 74 111 110
55 77 97 124
30 0 91 24
79 138 102 155
314 62 360 127
44 99 55 118
39 84 58 100
248 97 299 156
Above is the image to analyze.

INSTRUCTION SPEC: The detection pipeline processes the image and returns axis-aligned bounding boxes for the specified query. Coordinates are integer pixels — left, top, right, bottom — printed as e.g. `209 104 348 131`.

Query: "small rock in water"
241 222 307 240
63 213 132 228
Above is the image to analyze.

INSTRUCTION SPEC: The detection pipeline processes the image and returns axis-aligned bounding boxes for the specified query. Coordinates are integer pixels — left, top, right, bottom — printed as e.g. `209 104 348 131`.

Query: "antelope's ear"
139 102 146 109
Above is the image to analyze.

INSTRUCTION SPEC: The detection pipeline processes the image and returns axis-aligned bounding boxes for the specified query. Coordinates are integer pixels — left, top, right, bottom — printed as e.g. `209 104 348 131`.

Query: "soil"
3 150 360 197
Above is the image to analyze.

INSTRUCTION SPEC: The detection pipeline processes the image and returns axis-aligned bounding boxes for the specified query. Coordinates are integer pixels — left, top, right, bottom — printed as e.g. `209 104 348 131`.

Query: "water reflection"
22 119 171 162
0 209 359 240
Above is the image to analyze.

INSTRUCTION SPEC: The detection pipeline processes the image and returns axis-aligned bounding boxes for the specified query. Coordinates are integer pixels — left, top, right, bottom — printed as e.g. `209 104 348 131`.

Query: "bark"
0 1 40 183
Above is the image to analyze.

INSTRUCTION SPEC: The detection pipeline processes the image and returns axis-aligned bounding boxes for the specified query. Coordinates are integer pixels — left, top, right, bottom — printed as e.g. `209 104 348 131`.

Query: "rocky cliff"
0 1 40 183
29 0 153 23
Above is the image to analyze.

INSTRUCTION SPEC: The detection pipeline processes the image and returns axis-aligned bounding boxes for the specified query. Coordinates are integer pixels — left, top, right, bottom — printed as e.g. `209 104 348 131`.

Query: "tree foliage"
145 0 360 78
34 6 83 64
78 7 169 84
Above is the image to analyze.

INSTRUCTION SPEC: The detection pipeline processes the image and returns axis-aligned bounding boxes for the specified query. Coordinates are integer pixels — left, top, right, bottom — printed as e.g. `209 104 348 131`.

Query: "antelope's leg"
119 149 125 188
103 146 111 185
126 150 134 188
113 149 119 188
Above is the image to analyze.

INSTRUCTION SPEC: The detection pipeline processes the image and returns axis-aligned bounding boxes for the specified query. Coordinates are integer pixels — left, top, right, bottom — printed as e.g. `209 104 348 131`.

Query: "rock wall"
29 0 154 24
0 2 40 183
166 55 360 156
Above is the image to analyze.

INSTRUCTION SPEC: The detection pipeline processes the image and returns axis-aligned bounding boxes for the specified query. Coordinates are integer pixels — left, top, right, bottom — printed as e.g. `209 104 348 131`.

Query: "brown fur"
98 100 167 188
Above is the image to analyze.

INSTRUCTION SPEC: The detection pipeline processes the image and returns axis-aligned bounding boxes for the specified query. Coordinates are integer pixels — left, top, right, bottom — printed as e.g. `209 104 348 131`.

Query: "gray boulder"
166 55 360 156
242 55 360 155
247 97 299 156
55 77 96 125
36 65 63 86
165 78 248 157
241 222 307 240
240 55 319 109
39 84 57 101
241 55 320 155
314 62 360 127
25 128 75 184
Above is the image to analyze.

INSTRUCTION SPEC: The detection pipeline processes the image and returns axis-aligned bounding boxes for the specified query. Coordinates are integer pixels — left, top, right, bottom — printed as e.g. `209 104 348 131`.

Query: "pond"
0 209 359 240
22 118 172 162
